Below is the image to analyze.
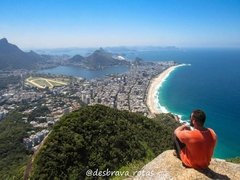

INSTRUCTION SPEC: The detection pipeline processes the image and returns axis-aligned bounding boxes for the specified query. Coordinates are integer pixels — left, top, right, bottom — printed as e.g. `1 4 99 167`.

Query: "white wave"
155 90 170 113
181 63 191 66
159 105 169 113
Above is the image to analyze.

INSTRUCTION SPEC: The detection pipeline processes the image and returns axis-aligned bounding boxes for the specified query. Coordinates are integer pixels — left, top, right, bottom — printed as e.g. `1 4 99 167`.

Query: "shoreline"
146 64 186 116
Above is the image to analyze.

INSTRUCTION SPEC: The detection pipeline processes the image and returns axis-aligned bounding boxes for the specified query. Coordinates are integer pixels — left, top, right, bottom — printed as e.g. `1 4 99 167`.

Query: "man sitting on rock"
174 109 217 169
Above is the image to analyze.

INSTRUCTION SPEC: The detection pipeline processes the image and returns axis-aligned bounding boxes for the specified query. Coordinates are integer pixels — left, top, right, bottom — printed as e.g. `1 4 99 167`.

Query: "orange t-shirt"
176 128 217 169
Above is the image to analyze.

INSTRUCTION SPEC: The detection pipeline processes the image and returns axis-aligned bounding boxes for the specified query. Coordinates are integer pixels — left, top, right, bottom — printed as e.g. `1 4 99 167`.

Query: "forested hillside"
31 105 179 179
0 112 31 179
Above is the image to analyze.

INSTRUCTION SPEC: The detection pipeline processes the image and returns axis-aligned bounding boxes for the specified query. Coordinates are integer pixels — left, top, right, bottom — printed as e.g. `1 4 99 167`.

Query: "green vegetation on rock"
0 112 31 179
31 105 179 179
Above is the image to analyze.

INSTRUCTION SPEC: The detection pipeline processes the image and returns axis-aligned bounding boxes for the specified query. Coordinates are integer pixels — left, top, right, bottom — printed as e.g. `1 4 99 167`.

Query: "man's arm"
174 124 190 136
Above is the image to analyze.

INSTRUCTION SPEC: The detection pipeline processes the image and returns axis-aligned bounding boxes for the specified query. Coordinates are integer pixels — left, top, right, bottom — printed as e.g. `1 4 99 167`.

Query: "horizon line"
1 37 240 51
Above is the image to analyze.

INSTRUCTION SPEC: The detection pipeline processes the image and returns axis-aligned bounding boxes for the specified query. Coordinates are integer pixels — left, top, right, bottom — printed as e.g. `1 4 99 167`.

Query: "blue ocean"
131 48 240 159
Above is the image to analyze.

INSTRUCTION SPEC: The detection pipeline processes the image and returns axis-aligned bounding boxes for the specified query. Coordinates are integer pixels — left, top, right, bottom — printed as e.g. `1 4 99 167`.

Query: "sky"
0 0 240 49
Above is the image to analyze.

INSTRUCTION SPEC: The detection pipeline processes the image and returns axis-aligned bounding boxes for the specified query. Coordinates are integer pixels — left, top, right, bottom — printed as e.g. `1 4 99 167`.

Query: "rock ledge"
133 150 240 180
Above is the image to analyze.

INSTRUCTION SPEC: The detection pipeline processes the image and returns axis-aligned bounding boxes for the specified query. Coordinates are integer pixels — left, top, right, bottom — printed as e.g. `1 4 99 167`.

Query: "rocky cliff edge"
132 150 240 180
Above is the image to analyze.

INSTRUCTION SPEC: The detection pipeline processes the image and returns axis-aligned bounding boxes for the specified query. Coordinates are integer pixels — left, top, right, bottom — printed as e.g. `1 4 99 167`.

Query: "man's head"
190 109 206 127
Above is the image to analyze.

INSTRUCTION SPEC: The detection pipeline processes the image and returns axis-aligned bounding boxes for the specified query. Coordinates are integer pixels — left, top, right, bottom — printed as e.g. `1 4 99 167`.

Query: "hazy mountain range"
68 48 129 69
0 38 130 70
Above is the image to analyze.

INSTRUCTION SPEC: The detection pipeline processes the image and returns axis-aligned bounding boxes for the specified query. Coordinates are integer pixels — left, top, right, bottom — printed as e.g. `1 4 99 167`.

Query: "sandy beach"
146 65 182 115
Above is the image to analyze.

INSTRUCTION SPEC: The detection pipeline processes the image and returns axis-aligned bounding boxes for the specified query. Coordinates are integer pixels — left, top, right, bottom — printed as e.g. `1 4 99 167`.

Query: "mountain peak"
0 38 43 70
0 38 8 44
94 47 106 54
99 47 105 51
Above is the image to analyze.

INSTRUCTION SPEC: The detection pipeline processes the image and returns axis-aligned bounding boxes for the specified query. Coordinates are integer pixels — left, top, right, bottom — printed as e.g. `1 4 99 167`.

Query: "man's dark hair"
192 109 206 126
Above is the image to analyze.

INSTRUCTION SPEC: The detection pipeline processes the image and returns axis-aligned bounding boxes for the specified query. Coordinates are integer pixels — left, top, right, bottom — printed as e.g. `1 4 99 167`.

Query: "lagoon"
37 65 130 79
